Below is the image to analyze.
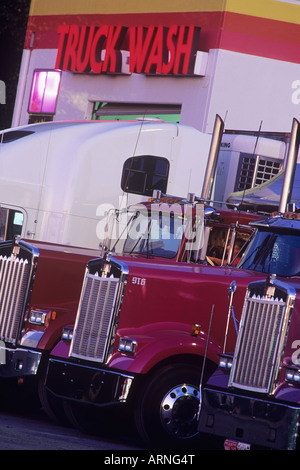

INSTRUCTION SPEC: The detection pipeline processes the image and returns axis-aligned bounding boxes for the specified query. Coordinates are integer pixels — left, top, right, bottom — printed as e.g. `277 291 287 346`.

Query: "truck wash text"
55 24 200 75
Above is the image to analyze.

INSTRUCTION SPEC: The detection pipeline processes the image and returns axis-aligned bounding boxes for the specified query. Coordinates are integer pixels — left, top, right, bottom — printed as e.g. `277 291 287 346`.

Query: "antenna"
223 280 237 353
119 110 148 211
197 304 214 419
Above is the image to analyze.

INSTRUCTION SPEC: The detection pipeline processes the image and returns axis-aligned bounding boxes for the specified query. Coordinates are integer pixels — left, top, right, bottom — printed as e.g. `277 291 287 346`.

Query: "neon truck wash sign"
55 24 202 76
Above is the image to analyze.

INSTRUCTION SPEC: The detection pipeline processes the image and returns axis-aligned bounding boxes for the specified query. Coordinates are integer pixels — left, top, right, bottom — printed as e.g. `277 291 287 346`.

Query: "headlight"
62 327 73 341
285 367 300 385
29 310 47 325
118 338 136 354
218 354 233 371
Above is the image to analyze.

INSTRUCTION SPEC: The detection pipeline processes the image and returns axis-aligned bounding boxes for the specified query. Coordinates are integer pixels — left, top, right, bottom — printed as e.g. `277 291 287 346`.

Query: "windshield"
100 204 204 259
238 229 300 277
123 210 186 258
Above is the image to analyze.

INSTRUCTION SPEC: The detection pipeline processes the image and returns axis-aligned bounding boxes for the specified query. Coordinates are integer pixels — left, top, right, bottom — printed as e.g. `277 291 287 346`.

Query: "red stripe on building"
24 11 300 64
221 30 300 63
24 12 224 50
220 13 300 63
224 12 300 45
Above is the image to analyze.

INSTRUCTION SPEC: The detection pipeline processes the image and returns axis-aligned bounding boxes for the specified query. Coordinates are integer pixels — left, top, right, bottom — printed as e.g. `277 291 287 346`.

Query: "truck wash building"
12 0 300 134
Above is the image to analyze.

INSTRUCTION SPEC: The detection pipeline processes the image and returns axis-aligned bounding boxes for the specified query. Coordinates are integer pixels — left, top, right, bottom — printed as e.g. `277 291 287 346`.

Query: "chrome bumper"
0 344 41 377
199 387 300 450
45 358 134 407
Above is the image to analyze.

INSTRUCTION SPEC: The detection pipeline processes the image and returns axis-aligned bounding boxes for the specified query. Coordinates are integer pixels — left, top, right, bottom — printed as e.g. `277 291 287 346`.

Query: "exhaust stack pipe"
201 114 224 200
278 118 300 213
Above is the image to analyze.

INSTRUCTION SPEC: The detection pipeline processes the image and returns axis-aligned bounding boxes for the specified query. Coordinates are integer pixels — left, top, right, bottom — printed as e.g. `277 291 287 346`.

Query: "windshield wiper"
240 234 272 268
111 211 140 253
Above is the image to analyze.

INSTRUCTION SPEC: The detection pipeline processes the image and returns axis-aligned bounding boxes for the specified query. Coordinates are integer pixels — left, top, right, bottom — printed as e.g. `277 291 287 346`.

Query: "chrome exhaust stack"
278 118 300 213
201 114 224 201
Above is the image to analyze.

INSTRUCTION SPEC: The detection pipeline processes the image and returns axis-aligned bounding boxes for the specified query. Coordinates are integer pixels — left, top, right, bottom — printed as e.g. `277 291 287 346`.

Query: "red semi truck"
42 119 300 448
198 208 300 450
42 200 260 448
197 127 300 450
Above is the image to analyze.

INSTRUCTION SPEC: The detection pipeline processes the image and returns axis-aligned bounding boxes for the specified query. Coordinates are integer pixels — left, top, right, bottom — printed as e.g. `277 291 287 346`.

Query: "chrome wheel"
160 383 200 439
134 364 204 448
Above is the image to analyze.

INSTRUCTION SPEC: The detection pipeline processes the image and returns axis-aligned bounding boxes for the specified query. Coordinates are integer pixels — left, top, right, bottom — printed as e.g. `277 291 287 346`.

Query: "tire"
134 364 203 449
38 369 70 426
63 400 125 438
63 400 102 435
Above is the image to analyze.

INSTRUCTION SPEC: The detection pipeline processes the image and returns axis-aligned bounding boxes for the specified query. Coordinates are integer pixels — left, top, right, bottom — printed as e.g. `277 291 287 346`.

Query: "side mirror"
227 280 237 298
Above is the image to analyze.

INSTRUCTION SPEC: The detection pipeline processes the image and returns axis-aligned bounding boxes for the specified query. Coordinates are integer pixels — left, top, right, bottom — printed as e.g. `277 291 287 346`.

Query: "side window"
0 208 24 241
121 156 169 196
206 226 253 266
206 226 229 265
230 230 252 265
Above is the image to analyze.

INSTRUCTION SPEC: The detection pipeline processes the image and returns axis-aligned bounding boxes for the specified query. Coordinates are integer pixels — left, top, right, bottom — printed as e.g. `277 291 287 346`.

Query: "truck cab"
100 193 258 266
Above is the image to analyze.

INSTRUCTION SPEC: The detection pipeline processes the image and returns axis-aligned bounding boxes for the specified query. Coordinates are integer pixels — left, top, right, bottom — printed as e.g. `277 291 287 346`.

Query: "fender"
24 302 78 352
49 335 72 360
274 382 300 405
49 322 222 375
109 332 221 375
111 321 221 374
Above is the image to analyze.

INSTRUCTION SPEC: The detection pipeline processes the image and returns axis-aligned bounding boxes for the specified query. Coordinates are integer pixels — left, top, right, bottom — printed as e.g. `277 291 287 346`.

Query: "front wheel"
134 364 203 449
38 371 70 426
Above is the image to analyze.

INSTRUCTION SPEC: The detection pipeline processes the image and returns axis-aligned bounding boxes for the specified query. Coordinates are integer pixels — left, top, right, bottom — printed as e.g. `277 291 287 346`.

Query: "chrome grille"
0 256 30 344
229 290 289 393
70 273 120 363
